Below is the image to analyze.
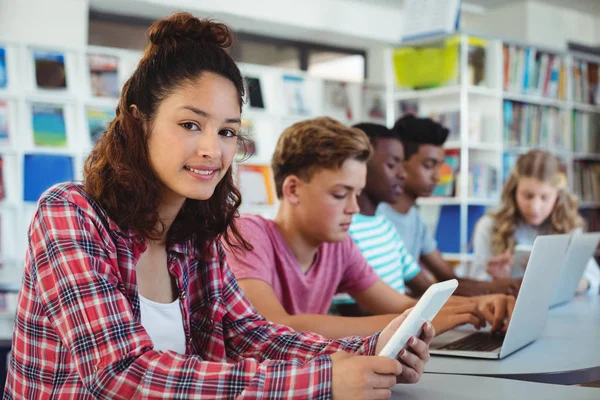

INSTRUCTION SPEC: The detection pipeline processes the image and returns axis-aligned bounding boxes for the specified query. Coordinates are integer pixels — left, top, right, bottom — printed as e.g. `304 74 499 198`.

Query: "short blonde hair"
271 117 372 198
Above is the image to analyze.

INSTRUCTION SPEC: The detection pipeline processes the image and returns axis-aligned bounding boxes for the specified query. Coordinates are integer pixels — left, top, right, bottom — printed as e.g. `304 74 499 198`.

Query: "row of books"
249 75 386 122
0 46 119 97
573 161 600 204
503 45 566 100
397 106 493 145
503 101 569 151
0 101 114 147
0 154 74 203
572 111 600 154
430 150 498 199
468 163 499 199
572 59 600 105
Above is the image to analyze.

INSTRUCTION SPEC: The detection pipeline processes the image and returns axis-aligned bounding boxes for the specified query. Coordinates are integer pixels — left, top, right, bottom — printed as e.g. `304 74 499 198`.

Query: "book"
282 75 310 114
0 100 8 143
428 204 486 254
362 85 386 123
432 150 459 197
323 80 353 121
86 106 115 144
429 110 460 142
23 154 73 202
244 76 265 109
397 100 419 118
400 0 461 42
33 50 67 89
0 46 6 89
237 164 276 206
88 54 119 98
467 41 486 86
32 103 67 147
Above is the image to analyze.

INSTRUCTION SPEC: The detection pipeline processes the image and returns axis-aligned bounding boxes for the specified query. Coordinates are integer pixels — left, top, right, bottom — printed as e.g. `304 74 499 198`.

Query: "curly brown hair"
491 150 584 255
272 117 372 198
83 12 251 251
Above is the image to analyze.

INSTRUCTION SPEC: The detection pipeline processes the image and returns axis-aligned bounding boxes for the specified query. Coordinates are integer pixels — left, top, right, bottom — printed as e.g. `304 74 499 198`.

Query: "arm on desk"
237 278 402 339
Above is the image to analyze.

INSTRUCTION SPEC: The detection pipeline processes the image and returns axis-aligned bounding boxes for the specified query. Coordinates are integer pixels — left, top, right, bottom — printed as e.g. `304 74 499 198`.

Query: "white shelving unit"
0 41 389 305
386 33 600 270
386 34 504 270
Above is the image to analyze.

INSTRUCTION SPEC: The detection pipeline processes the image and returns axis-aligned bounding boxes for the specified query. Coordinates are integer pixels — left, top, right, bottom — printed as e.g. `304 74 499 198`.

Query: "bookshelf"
0 40 389 322
387 33 600 272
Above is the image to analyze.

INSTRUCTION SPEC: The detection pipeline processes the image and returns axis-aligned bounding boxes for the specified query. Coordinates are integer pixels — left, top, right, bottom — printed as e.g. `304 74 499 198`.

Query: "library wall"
0 0 89 48
462 0 599 50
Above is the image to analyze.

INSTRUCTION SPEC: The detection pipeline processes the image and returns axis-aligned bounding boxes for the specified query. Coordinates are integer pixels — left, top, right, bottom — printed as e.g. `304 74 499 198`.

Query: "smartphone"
378 279 458 359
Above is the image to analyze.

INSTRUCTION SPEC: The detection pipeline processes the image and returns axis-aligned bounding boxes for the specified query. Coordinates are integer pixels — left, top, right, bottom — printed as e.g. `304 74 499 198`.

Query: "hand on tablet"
374 310 435 384
330 350 401 400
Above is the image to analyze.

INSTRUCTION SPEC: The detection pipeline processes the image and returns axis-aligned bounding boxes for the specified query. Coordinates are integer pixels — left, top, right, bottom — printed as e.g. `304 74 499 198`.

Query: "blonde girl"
471 150 599 294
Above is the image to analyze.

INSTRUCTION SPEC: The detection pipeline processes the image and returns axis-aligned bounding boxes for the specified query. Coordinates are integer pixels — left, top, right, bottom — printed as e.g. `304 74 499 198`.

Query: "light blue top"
349 213 421 295
377 203 437 260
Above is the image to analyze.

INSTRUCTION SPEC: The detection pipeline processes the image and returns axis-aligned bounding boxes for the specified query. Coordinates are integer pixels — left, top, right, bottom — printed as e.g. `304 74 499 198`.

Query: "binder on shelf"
362 85 386 123
237 164 276 206
432 205 486 254
323 80 354 122
31 103 67 147
0 156 5 201
0 46 7 89
86 106 115 144
282 75 310 115
33 50 67 90
88 54 119 98
23 154 74 202
243 76 265 109
0 100 8 143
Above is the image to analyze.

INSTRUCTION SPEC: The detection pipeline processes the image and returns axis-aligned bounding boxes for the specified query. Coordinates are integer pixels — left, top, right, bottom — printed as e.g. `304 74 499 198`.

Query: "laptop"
429 234 571 359
550 232 600 308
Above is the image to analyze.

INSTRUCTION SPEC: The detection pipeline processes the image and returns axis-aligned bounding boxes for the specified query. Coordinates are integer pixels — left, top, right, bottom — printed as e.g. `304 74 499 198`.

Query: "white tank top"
139 294 186 354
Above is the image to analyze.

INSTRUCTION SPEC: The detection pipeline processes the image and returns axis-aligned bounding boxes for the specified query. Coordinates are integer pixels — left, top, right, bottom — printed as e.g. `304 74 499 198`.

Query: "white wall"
525 1 596 49
462 0 599 50
462 1 528 42
0 0 89 48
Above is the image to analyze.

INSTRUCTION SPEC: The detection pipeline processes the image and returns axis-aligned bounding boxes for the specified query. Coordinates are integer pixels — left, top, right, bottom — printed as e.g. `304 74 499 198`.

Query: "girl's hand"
486 251 513 280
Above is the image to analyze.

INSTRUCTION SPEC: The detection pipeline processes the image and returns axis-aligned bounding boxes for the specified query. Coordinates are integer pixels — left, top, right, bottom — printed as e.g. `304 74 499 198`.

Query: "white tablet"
378 279 458 359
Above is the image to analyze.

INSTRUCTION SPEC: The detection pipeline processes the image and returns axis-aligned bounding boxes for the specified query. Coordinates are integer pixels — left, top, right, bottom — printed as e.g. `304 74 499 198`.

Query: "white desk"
392 373 599 400
425 295 600 384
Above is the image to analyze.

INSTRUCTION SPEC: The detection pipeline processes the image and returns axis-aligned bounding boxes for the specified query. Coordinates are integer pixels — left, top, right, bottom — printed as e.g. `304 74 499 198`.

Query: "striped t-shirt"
349 213 421 294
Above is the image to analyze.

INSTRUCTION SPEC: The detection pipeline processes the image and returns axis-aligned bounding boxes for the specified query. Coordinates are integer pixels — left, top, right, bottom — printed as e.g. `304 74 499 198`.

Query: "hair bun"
148 12 233 49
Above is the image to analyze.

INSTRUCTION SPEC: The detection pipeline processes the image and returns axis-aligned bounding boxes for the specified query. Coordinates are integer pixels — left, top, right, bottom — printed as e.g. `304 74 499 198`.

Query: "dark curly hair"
83 12 251 251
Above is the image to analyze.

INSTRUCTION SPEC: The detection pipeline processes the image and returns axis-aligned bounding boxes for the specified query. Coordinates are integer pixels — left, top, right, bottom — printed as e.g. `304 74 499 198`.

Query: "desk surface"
392 373 599 400
425 294 600 384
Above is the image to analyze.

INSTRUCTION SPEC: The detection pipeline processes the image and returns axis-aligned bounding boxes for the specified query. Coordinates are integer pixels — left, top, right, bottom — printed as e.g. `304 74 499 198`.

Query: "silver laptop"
429 234 571 359
550 232 600 308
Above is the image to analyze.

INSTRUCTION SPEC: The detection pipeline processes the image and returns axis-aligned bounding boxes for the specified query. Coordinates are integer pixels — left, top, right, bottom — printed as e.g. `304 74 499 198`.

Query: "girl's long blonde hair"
490 150 584 255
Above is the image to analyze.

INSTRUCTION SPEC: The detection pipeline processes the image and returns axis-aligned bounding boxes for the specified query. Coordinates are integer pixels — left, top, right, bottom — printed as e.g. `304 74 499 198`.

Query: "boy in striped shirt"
226 118 515 339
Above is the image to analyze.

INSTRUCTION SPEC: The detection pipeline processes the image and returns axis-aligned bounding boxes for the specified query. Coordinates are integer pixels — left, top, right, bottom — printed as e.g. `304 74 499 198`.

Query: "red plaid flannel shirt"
4 183 378 399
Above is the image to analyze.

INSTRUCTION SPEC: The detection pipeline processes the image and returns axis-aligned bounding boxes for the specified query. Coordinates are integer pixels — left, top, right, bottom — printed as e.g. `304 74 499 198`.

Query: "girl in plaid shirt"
4 12 433 400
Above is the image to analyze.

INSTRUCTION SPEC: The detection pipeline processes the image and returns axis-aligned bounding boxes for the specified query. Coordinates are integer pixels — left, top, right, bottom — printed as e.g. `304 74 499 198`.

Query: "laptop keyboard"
438 332 505 352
